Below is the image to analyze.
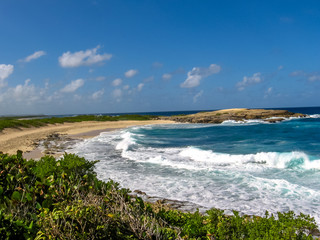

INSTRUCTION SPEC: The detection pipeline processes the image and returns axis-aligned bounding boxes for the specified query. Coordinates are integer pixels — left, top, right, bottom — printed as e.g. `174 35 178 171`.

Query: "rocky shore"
163 108 306 124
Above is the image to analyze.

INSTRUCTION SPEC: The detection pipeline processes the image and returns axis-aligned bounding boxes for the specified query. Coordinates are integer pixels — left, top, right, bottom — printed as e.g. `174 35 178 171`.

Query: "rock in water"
165 108 305 124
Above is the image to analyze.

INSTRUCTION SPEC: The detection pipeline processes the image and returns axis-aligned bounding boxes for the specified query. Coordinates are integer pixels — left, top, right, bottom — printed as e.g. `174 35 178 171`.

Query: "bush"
0 152 318 239
0 114 156 132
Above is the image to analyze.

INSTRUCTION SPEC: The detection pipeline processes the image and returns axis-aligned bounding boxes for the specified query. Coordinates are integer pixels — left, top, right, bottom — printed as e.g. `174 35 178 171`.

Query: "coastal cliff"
165 108 306 124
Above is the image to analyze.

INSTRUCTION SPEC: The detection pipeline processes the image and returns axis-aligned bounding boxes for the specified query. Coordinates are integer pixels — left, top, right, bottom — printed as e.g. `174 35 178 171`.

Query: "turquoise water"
71 110 320 225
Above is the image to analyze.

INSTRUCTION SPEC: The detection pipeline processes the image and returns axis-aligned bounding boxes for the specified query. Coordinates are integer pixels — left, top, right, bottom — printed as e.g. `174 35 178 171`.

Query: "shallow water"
70 112 320 225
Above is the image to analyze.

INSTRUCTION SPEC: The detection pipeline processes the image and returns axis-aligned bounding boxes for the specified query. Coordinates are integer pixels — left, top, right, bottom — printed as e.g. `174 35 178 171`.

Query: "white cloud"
112 89 122 98
237 72 262 91
162 73 172 80
91 89 104 100
123 85 130 90
0 64 14 88
308 74 320 82
125 69 138 78
180 64 221 88
193 90 204 103
290 70 320 82
290 71 304 77
0 79 45 104
137 83 144 91
60 79 84 93
20 51 46 62
112 78 122 87
59 46 112 68
264 87 273 98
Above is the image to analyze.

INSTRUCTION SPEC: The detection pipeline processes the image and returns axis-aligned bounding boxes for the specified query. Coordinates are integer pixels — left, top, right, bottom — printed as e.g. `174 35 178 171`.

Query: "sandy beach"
0 120 175 158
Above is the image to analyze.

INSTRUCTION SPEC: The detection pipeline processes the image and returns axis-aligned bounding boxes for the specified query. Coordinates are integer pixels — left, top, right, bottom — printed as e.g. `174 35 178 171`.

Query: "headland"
164 108 305 124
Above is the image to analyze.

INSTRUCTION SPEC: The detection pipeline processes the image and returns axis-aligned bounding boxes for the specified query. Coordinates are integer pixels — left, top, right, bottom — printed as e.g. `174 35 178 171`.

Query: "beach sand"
0 120 175 158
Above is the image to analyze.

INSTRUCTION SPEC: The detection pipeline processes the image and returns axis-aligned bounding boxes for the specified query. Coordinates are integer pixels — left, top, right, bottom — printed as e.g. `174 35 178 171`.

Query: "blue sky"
1 0 320 115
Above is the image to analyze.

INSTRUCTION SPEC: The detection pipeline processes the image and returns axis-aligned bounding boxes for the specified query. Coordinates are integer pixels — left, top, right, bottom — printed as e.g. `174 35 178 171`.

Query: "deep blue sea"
69 107 320 225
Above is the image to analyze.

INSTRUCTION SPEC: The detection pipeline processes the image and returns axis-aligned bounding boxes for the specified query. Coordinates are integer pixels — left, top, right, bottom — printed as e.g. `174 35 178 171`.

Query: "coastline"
0 120 175 158
1 112 320 236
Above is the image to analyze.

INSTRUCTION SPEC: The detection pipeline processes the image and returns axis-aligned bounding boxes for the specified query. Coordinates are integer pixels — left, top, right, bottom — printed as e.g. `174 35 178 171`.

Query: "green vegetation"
0 152 318 239
0 114 156 132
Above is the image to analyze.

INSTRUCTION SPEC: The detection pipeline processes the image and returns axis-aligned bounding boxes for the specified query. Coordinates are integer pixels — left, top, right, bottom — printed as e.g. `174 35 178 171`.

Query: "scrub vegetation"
0 152 318 239
0 114 156 132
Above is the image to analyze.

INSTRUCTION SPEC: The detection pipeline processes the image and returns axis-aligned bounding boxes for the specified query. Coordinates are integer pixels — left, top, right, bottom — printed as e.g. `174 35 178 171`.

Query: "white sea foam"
221 115 317 125
114 136 320 170
115 132 136 151
309 114 320 118
68 125 320 227
221 119 267 125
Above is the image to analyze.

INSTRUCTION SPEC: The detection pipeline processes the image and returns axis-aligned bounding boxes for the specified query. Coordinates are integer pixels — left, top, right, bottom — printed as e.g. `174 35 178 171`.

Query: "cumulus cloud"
0 79 46 104
237 72 262 91
20 51 46 62
112 78 122 87
193 90 204 103
59 46 112 68
112 89 122 98
180 64 221 88
125 69 138 78
290 70 320 82
60 79 84 93
137 83 144 91
0 64 14 88
91 89 104 100
162 73 172 80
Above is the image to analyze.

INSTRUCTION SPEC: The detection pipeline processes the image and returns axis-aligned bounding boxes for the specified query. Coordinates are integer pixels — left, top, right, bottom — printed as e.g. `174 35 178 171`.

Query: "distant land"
164 108 306 124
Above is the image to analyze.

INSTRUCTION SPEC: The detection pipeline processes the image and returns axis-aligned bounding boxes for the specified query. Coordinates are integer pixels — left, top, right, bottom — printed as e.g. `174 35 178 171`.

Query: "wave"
221 119 267 125
69 126 320 227
116 132 136 152
112 130 320 171
309 114 320 118
179 147 320 170
221 116 308 125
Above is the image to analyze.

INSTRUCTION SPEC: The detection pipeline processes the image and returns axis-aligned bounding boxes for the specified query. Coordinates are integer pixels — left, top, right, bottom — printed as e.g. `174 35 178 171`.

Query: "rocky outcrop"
165 108 305 124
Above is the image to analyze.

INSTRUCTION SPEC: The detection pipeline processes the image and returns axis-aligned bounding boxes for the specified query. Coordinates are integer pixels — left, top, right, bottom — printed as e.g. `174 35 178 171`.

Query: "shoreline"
1 116 320 234
0 120 175 158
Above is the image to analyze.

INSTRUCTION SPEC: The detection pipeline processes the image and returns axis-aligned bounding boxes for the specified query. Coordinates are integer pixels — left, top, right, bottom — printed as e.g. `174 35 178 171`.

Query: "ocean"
69 107 320 224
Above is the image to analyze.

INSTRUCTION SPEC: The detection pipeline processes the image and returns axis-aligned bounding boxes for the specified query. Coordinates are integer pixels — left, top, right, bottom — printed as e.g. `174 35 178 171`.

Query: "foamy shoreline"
0 120 175 158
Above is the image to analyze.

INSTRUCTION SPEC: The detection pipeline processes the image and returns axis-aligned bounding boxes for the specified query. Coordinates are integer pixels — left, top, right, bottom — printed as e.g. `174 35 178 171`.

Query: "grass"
0 152 318 239
0 114 157 132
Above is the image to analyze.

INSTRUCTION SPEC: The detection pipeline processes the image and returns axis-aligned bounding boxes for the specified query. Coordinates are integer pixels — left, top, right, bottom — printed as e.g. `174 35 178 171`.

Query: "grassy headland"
0 152 317 239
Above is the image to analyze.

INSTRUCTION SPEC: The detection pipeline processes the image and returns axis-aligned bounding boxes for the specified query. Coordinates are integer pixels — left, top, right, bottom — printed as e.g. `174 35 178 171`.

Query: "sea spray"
70 116 320 226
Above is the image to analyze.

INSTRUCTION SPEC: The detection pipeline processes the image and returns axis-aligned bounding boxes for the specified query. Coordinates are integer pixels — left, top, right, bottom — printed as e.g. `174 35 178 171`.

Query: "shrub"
0 152 318 239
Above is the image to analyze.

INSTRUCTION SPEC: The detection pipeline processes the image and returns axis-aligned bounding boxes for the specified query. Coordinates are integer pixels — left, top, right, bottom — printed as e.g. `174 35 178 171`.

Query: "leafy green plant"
0 152 318 239
0 114 156 132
